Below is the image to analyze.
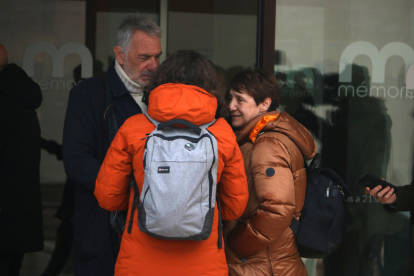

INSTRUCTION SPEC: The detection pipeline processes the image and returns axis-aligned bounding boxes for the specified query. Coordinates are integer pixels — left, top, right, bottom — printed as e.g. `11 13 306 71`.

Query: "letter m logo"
339 41 414 83
22 41 93 78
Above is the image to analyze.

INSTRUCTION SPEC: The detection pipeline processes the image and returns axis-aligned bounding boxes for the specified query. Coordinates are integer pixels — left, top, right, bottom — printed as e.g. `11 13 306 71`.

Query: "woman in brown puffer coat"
224 69 316 276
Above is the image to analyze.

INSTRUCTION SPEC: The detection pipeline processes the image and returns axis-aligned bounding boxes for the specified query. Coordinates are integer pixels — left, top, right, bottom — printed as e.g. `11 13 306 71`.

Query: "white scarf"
114 60 147 113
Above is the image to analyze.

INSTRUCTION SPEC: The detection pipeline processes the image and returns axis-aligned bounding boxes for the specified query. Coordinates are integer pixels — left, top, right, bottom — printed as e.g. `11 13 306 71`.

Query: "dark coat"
62 64 142 276
384 179 414 275
0 64 43 252
386 179 414 216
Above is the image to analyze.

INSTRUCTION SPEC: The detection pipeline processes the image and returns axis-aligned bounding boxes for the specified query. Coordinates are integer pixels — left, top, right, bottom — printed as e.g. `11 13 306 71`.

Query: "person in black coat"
62 15 162 275
0 44 44 276
365 178 414 274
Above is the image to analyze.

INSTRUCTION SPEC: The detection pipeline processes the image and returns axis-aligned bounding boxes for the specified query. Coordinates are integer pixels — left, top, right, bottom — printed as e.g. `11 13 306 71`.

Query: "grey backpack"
127 114 223 247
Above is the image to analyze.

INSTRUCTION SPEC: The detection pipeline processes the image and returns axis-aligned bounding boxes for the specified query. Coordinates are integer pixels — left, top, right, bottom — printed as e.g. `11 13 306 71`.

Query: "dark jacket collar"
106 62 129 98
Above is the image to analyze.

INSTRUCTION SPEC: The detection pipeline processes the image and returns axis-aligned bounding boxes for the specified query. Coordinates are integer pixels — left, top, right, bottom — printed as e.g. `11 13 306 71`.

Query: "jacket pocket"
72 202 109 259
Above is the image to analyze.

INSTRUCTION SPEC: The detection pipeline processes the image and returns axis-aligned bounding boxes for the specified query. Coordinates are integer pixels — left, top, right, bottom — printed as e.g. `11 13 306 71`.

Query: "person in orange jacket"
94 50 249 276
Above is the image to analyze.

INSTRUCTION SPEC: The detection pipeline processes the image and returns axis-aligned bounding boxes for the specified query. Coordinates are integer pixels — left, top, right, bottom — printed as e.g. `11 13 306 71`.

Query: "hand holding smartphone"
359 173 398 192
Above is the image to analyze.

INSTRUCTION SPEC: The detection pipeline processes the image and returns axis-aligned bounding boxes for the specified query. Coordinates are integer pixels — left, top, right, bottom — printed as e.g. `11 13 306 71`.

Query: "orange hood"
147 83 217 125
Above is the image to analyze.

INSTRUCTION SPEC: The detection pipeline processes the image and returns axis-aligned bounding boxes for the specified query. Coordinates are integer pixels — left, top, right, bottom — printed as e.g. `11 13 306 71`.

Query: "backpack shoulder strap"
258 129 293 145
258 129 316 168
144 112 216 134
199 119 216 130
127 177 139 234
143 112 161 128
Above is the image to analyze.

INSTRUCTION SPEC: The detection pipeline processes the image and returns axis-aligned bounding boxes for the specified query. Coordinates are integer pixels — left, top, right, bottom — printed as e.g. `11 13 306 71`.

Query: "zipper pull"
325 187 330 197
141 133 153 140
325 180 333 197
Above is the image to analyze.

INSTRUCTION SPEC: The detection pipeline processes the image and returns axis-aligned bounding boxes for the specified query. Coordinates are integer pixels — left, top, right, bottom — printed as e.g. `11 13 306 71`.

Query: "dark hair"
143 50 227 118
143 50 219 105
228 68 281 111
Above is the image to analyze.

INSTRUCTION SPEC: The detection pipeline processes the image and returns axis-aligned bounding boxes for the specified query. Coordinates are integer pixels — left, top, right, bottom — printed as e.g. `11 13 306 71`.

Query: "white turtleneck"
114 60 147 113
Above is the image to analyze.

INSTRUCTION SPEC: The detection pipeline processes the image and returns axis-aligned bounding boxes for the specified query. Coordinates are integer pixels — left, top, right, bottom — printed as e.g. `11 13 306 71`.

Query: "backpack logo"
158 166 170 173
184 143 195 151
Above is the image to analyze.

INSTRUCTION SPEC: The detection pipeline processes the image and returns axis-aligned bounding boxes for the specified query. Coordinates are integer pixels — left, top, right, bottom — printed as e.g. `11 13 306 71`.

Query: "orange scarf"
248 114 279 143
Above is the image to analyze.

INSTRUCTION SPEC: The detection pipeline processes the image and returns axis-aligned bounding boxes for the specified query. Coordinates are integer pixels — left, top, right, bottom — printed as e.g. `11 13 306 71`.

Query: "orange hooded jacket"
94 83 249 276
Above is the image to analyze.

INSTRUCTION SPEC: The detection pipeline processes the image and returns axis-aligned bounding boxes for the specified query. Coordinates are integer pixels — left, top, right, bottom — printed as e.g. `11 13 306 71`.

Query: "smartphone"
358 173 398 192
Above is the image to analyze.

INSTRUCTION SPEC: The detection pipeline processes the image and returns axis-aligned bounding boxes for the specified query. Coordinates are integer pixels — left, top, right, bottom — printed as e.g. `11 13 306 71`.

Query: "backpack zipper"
141 133 153 140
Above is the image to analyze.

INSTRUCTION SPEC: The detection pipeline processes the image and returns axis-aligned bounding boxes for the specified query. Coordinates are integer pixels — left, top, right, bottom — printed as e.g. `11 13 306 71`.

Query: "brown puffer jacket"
225 111 316 276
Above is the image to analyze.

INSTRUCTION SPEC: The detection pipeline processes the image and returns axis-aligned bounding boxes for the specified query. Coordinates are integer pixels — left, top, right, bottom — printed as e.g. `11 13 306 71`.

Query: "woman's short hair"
143 50 220 105
229 69 281 111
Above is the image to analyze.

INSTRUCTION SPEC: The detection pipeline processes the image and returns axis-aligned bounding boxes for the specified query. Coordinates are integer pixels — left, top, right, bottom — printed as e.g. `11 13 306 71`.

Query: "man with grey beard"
62 15 162 276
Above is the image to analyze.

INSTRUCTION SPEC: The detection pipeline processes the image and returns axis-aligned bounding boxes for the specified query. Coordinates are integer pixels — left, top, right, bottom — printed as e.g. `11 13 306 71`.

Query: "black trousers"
0 252 24 276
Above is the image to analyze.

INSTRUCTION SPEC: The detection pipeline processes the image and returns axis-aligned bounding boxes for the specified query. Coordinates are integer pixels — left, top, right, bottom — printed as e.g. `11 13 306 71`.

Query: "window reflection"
275 1 414 275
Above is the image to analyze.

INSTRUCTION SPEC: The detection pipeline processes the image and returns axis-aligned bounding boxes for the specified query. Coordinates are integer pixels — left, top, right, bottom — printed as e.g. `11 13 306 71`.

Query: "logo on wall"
21 41 93 90
338 41 414 99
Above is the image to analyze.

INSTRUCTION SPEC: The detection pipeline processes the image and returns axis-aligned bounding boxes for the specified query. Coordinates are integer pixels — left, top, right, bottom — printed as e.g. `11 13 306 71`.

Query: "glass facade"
167 0 258 93
275 1 414 275
0 1 257 275
1 0 413 275
0 0 257 187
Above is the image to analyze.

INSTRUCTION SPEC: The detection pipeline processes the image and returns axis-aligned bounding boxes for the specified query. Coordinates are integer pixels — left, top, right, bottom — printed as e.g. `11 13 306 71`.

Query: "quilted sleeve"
228 136 295 258
217 140 249 221
94 123 133 211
